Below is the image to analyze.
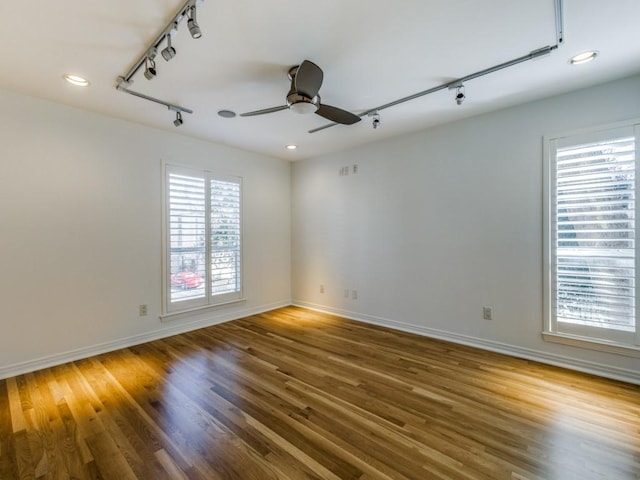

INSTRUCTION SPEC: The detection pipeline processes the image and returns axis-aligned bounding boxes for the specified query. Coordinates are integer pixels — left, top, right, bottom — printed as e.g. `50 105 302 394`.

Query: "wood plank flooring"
1 306 639 479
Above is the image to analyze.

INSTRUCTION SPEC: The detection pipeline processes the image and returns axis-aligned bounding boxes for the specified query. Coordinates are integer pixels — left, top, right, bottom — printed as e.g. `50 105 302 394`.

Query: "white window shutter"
210 178 242 297
164 165 242 314
547 124 639 347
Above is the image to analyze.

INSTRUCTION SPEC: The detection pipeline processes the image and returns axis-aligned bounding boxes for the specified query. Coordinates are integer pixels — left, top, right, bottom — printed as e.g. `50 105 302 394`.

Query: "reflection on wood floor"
1 306 639 479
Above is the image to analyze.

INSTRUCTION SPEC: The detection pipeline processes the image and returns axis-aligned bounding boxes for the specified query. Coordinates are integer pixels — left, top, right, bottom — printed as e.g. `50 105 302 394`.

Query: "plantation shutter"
168 171 207 306
165 165 242 314
210 177 242 297
554 134 636 333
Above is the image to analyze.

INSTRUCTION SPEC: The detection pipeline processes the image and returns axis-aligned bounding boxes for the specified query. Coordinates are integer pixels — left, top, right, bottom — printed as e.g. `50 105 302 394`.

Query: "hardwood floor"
1 307 639 479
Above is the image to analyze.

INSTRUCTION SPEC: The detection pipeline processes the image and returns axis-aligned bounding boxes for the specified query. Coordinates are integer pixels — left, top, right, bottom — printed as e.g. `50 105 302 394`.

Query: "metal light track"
115 0 203 116
115 78 193 114
309 0 565 134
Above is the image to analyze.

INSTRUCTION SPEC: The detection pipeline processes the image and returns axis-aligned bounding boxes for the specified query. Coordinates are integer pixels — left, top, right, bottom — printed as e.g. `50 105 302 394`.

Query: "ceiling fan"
240 60 361 126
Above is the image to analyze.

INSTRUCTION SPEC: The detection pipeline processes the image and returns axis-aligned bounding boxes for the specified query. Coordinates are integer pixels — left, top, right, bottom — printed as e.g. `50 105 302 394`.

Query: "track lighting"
310 2 564 134
449 80 467 105
173 111 183 127
144 56 157 80
144 47 158 80
446 81 466 106
369 111 381 129
161 28 177 61
455 85 465 105
117 1 207 118
187 5 202 39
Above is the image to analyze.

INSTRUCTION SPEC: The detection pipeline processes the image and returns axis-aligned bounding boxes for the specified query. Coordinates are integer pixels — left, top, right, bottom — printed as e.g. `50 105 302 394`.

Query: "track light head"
173 111 183 127
188 19 201 39
144 57 157 80
455 85 465 105
187 6 202 39
161 31 177 61
369 111 381 129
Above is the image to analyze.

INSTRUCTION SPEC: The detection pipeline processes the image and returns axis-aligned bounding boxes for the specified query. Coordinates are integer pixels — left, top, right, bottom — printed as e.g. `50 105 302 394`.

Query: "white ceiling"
1 1 638 160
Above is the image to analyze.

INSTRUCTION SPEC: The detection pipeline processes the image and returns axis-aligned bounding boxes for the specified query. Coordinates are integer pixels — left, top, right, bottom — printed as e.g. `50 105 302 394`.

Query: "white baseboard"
293 301 640 386
0 300 291 380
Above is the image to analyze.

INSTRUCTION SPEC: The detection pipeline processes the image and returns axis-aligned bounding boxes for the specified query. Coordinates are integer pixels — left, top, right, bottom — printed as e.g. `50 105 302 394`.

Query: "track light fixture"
369 111 381 129
173 111 183 127
117 1 209 117
161 27 177 61
187 5 202 39
448 81 466 106
144 55 157 80
455 85 465 105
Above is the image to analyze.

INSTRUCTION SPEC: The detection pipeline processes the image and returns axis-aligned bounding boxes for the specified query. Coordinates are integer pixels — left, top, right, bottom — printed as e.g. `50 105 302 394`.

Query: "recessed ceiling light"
286 144 297 150
570 51 598 65
63 74 90 87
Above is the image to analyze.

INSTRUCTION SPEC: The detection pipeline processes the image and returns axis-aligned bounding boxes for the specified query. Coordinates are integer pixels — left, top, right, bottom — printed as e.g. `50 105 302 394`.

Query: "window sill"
160 298 246 323
542 331 640 358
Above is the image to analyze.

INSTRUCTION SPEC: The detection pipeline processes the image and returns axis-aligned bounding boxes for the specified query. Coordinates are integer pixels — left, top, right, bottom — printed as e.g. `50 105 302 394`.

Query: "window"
544 121 640 353
163 164 242 314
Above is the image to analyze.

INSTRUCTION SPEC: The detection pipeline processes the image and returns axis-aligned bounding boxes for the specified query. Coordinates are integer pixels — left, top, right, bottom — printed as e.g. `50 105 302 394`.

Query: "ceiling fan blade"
315 104 361 125
240 105 288 117
295 60 323 98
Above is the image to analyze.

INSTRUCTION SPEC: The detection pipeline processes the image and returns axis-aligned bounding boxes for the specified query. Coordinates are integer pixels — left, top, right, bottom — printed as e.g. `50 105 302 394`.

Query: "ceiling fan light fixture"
570 50 598 65
287 91 319 114
290 102 318 115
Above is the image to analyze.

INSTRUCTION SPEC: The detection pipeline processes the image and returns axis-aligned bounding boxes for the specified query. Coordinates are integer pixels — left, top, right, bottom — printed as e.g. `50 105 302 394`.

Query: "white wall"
292 75 640 382
0 89 291 377
2 76 639 383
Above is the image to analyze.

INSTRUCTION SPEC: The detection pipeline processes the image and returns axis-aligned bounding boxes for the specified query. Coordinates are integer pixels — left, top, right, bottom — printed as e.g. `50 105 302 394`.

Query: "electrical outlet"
483 306 492 320
352 164 358 174
320 284 325 294
139 304 148 316
351 290 358 300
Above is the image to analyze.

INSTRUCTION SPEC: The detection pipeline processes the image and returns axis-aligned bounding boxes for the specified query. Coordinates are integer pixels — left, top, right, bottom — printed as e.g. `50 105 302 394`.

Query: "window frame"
543 119 640 356
161 162 244 318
